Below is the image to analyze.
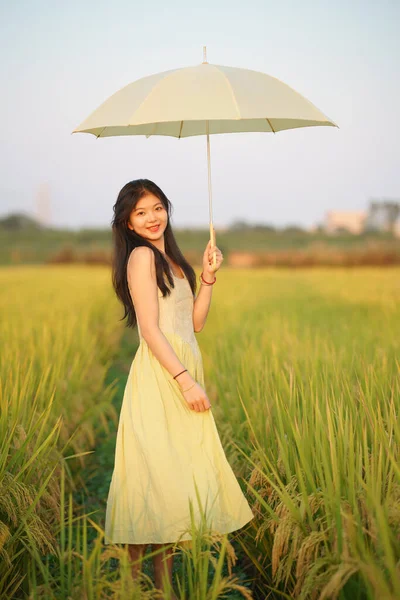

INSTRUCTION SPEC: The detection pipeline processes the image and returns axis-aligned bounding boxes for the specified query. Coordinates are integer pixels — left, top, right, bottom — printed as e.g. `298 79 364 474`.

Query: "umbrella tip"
202 45 208 64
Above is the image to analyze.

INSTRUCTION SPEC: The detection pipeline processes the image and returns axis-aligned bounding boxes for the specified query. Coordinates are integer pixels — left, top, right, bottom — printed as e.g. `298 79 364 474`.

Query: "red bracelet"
200 272 216 285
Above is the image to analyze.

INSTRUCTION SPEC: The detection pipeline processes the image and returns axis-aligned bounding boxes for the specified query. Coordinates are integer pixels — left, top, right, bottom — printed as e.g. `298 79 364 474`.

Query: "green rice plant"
0 266 123 597
26 464 253 599
0 389 62 597
3 264 400 598
199 267 400 599
170 479 254 600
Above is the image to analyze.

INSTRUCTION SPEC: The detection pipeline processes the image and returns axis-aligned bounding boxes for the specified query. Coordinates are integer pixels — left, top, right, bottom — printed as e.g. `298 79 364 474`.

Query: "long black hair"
111 179 197 328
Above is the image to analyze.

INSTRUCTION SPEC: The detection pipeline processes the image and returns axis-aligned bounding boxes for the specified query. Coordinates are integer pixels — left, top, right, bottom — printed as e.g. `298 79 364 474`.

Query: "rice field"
0 266 123 598
1 265 399 599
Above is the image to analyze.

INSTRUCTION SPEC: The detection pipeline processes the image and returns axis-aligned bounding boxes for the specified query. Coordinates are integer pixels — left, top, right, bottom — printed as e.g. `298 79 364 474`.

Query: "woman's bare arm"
193 282 213 333
127 247 195 391
193 241 222 332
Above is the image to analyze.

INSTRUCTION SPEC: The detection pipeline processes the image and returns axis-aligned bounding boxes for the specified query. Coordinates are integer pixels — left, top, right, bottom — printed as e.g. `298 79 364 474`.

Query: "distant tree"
254 224 276 232
385 201 400 234
230 219 251 230
0 212 43 231
365 200 400 234
229 219 277 232
282 225 306 234
335 226 353 235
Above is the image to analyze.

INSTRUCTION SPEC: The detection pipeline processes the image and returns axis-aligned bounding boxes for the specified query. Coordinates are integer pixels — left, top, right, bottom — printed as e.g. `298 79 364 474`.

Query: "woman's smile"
147 224 160 232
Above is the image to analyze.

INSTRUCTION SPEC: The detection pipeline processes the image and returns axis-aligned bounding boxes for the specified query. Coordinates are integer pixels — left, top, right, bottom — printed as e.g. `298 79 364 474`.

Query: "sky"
1 0 399 230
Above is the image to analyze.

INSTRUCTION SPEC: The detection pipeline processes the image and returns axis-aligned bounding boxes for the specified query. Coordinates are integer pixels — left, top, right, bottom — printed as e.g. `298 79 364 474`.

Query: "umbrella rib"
178 121 183 138
96 127 107 138
214 65 241 120
266 118 276 133
127 69 178 126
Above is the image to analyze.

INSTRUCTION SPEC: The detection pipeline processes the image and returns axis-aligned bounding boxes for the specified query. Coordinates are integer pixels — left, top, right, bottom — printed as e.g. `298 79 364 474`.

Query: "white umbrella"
72 47 338 266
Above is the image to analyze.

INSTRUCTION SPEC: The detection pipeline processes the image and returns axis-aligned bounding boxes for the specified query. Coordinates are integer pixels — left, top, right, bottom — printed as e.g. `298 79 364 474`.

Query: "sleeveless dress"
104 264 254 546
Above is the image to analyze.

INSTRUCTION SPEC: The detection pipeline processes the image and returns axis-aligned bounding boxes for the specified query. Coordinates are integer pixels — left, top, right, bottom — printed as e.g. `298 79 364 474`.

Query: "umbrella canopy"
72 50 338 267
72 61 338 138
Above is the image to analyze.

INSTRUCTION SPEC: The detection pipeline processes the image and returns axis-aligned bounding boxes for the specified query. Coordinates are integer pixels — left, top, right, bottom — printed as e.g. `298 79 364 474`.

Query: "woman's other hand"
181 382 211 412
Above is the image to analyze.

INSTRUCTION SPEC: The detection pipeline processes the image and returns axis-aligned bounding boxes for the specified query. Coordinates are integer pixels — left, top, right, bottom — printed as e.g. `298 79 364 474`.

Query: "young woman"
105 179 254 596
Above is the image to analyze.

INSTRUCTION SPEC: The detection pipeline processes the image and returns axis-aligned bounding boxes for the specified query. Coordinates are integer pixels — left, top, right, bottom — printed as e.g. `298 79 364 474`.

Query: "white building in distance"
325 210 367 234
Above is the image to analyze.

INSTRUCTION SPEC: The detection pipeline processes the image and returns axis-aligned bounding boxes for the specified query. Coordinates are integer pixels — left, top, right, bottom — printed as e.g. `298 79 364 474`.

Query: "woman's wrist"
200 270 217 285
174 371 195 388
202 269 216 278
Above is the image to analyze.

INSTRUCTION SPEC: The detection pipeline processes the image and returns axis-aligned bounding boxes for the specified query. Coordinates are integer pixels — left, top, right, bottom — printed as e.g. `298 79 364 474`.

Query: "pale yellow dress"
104 267 254 546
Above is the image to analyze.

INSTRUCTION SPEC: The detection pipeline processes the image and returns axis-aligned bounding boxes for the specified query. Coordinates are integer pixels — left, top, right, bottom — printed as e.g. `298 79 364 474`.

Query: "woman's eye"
138 207 162 216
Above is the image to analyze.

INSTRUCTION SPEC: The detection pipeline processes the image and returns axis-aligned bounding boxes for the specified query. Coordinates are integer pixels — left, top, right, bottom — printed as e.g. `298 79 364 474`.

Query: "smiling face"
127 192 168 245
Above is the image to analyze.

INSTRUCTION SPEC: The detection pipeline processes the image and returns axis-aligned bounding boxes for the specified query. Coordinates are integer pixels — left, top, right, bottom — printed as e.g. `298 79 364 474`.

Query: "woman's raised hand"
202 240 224 278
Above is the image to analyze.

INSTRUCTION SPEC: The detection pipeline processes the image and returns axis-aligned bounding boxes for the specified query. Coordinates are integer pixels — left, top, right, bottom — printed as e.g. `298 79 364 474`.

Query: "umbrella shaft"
206 121 213 226
206 121 216 267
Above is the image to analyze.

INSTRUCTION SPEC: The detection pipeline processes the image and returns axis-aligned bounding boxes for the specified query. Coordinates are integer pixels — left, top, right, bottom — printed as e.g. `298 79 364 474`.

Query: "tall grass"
25 462 252 599
2 264 399 598
1 265 254 600
200 267 400 599
0 266 123 597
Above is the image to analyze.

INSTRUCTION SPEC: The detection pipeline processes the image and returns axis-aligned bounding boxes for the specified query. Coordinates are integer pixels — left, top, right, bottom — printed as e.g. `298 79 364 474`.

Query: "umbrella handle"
210 222 217 268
